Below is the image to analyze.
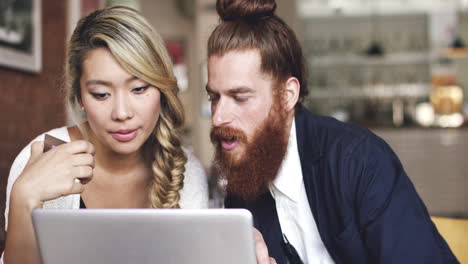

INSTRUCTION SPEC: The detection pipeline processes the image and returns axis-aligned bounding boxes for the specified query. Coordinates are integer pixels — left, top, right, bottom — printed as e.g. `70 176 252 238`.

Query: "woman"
2 6 207 264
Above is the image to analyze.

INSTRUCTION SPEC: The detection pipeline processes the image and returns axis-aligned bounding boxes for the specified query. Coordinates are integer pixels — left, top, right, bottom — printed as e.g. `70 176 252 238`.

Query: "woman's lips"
111 129 138 142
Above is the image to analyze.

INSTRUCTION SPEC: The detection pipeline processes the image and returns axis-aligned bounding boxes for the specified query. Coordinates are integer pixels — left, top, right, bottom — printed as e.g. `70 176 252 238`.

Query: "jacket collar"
271 119 302 203
295 105 323 162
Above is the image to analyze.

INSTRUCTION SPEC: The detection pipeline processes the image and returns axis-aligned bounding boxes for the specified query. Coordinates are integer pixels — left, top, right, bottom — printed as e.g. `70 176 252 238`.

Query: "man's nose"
111 93 134 121
211 99 232 127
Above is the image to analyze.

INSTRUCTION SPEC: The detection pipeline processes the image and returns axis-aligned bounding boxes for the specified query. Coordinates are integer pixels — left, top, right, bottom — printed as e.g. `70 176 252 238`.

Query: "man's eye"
235 97 248 102
207 93 219 102
133 85 150 94
90 93 109 100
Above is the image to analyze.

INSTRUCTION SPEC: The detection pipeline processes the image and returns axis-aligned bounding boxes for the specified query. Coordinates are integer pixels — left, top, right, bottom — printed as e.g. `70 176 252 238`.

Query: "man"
206 0 458 263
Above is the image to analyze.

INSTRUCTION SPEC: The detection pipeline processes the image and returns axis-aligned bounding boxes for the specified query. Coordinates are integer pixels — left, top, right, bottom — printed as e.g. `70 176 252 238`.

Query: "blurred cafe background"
1 0 467 259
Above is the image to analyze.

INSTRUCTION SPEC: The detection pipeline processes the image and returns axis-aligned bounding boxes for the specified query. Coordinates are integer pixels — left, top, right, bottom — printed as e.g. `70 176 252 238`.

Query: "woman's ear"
283 77 300 111
76 96 84 111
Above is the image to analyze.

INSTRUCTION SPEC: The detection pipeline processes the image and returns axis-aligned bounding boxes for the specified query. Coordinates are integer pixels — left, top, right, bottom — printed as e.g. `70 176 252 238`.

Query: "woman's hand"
12 140 95 209
254 228 277 264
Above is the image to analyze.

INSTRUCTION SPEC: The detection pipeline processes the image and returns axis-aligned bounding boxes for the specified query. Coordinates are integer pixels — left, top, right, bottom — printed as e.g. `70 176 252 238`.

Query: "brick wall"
0 1 67 253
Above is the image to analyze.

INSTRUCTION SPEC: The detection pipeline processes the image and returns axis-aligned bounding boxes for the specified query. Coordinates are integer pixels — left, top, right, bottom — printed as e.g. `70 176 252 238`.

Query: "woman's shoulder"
179 147 209 208
18 127 70 152
10 126 70 178
183 147 205 173
39 126 71 142
182 147 207 186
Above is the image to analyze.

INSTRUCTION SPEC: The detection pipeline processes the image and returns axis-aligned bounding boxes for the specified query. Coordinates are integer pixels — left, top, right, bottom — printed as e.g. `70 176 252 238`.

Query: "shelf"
308 83 430 99
308 52 431 66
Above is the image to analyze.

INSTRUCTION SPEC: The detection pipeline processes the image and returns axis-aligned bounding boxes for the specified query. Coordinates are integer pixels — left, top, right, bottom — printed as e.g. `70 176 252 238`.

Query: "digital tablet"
32 208 256 264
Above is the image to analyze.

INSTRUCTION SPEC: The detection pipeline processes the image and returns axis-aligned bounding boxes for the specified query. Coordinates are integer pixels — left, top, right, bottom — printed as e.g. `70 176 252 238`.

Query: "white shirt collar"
270 119 303 202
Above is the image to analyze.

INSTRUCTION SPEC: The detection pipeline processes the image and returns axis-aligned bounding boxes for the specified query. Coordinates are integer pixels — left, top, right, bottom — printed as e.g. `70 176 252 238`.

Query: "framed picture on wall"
0 0 42 73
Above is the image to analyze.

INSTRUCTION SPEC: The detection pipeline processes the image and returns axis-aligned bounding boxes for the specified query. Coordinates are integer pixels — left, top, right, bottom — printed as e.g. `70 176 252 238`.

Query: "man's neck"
284 110 295 141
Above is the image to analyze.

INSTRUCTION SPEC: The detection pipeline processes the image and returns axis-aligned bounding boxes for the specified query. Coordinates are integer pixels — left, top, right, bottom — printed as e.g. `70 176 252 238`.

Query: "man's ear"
283 77 300 111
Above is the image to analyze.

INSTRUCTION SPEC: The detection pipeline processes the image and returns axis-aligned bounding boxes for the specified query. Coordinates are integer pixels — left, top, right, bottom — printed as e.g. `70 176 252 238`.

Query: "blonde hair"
65 6 186 208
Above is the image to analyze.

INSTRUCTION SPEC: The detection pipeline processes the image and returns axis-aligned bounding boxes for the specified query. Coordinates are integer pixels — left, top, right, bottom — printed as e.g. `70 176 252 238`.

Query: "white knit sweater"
1 127 208 262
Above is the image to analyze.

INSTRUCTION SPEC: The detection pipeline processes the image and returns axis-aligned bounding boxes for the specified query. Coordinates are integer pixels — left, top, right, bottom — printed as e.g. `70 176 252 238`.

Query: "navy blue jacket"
225 107 458 263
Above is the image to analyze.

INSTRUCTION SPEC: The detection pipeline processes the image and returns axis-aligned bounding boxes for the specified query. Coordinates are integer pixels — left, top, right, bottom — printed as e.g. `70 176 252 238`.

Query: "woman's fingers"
15 140 96 205
62 140 95 155
71 153 95 168
73 166 94 179
254 228 271 264
27 141 44 165
73 165 94 185
69 180 86 195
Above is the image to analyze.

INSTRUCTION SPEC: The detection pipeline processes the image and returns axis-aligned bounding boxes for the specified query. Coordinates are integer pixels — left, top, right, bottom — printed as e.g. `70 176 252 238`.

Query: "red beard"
210 97 290 201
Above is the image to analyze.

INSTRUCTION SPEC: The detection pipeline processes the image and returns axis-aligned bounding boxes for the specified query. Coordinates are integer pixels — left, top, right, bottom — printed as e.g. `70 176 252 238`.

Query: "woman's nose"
111 93 134 121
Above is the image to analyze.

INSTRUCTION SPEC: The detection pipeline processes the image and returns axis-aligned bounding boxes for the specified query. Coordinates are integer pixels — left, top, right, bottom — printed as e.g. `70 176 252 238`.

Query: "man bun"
216 0 277 21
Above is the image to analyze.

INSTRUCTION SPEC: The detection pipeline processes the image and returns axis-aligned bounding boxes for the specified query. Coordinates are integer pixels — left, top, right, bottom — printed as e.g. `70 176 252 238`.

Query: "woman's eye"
133 85 150 94
90 93 109 100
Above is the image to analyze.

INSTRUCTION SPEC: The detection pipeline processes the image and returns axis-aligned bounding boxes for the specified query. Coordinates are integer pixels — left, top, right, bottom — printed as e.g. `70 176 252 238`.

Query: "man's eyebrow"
206 85 215 93
228 87 254 94
205 85 254 95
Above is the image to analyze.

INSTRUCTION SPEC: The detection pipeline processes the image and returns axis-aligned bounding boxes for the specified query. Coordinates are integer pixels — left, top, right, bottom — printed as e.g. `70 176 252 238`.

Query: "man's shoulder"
295 107 390 161
296 108 369 144
308 113 368 139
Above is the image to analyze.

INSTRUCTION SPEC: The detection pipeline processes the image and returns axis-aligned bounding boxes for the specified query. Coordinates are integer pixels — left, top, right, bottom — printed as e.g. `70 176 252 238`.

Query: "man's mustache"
210 126 248 145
